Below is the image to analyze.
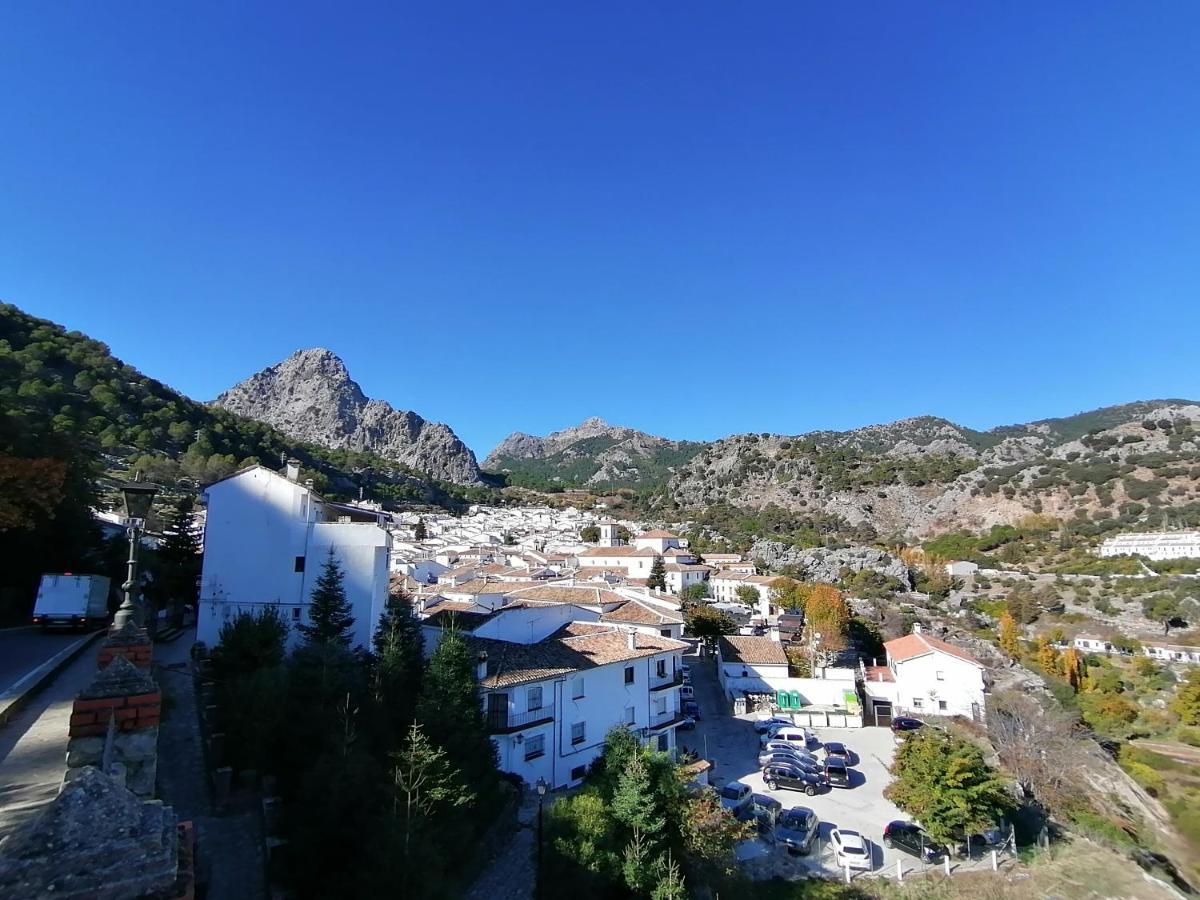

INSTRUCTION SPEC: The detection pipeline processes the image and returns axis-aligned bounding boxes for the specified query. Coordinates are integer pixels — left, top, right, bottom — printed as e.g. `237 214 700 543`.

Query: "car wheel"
766 781 777 790
805 785 816 796
883 837 894 849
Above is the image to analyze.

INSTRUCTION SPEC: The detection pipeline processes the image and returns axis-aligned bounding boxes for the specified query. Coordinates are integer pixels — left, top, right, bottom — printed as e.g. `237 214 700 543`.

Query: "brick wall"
68 690 161 738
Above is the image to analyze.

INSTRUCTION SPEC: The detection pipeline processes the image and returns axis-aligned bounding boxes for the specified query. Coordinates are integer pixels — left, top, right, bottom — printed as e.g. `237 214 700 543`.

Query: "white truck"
32 574 111 630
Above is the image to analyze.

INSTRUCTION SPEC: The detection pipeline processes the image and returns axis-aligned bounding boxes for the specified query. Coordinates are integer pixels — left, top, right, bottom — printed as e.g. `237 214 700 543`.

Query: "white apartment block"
197 463 391 651
1098 531 1200 561
421 603 687 789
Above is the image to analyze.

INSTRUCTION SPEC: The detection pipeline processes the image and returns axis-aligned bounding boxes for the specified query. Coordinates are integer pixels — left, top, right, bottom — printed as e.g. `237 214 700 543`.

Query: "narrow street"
0 627 93 694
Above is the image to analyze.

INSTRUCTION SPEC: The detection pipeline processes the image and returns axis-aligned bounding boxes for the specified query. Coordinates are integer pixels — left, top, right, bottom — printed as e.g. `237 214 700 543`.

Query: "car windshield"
781 811 813 830
721 786 744 800
838 833 866 853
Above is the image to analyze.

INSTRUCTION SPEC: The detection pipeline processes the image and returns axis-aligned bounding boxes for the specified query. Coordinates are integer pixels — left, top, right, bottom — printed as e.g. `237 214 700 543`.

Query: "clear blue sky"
3 4 1199 457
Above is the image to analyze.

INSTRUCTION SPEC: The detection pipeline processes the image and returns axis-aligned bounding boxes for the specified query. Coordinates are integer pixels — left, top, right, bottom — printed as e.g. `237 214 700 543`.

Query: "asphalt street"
0 627 94 694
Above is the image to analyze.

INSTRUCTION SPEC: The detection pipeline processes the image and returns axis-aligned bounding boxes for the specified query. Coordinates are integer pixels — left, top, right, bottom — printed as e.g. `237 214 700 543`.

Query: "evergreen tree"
612 751 666 894
373 589 425 747
416 628 499 801
299 549 355 648
646 554 667 591
155 495 202 628
413 519 427 541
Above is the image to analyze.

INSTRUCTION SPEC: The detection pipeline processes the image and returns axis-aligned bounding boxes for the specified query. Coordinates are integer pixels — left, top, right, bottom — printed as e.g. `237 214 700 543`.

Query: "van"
771 728 813 750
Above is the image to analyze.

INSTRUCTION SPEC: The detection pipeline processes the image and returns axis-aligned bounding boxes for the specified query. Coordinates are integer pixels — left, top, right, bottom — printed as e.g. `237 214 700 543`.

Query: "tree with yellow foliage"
1035 636 1059 675
998 612 1021 660
805 585 850 663
1060 648 1086 692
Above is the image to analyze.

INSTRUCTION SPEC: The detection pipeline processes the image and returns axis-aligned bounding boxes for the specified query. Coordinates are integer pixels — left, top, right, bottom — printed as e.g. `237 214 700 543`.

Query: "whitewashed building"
859 625 986 723
423 604 688 788
1099 531 1200 561
197 462 391 652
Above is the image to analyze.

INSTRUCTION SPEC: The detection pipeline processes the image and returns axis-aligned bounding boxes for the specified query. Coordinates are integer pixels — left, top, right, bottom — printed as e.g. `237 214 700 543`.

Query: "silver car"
758 750 822 772
776 806 820 855
761 740 818 762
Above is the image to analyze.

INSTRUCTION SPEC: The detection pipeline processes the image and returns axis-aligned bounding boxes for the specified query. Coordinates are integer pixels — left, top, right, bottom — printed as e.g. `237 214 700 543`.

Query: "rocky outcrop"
215 349 482 485
483 417 702 489
669 402 1200 539
749 542 913 589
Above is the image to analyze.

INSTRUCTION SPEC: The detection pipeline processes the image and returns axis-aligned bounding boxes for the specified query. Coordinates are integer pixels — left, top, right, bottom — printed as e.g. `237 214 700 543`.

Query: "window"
660 629 671 638
935 671 945 681
524 734 545 761
570 765 587 781
911 697 924 709
294 556 306 573
654 697 666 715
571 722 586 745
938 700 948 711
527 686 543 711
624 666 634 685
572 678 584 699
626 706 636 724
656 659 667 678
291 607 301 621
656 734 669 752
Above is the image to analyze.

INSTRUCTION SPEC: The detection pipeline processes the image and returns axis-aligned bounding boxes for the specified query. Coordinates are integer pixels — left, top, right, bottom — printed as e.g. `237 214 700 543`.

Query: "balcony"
486 703 555 735
649 672 684 692
648 708 686 731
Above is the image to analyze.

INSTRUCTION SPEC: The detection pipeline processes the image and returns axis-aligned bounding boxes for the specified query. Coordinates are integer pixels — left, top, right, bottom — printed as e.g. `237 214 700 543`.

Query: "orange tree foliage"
0 453 68 531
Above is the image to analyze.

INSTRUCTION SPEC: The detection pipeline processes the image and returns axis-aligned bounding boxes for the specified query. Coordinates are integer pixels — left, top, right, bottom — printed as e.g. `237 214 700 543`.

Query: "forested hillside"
0 303 497 619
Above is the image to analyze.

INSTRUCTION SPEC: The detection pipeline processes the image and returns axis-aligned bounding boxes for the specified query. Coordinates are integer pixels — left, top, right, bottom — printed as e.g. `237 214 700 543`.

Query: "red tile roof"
885 632 982 667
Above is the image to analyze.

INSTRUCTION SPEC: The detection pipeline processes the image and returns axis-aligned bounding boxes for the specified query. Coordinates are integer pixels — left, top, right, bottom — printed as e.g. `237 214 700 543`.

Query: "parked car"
754 715 793 734
761 726 814 749
822 741 854 765
759 751 822 772
680 685 695 701
890 716 925 734
762 763 826 796
776 806 819 855
751 793 782 836
883 821 946 862
683 700 701 720
955 827 1008 857
719 781 754 819
824 760 852 788
831 828 873 871
678 715 697 731
760 740 818 762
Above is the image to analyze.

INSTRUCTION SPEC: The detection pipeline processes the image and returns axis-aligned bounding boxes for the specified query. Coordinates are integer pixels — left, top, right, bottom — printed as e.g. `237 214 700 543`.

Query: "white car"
830 828 872 871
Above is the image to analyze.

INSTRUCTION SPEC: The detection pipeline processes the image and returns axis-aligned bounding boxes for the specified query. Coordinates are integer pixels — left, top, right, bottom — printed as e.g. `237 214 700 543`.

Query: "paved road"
0 627 96 694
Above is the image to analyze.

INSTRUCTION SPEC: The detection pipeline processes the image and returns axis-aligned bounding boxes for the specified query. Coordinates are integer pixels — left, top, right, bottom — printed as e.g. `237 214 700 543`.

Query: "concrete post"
944 854 951 876
896 858 903 882
991 849 998 871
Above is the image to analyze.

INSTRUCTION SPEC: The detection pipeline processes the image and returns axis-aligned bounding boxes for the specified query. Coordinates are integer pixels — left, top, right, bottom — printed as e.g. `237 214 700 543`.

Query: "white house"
577 529 712 595
709 572 783 617
716 635 861 723
860 625 986 723
1142 640 1200 665
197 462 391 652
945 561 979 578
599 597 686 640
421 603 688 789
1098 531 1200 561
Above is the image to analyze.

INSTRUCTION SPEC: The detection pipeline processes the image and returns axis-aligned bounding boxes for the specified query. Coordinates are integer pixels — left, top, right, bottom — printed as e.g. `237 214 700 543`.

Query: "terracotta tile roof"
505 585 627 606
719 635 788 666
600 599 685 626
885 632 982 667
637 530 680 539
665 563 712 573
443 578 547 595
864 665 895 683
470 625 688 688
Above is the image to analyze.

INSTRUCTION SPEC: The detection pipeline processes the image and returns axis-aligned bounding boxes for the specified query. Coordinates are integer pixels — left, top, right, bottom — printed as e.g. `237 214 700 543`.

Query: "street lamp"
535 776 548 886
112 475 160 630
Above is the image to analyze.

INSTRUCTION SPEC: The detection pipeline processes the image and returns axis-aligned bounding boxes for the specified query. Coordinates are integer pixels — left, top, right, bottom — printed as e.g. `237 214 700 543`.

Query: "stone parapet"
98 621 153 670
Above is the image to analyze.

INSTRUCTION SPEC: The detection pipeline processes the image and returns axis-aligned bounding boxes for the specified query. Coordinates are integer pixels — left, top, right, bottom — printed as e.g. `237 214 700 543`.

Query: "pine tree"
416 628 499 800
612 751 665 894
373 589 425 746
647 554 667 591
155 495 202 628
299 549 355 648
413 519 426 541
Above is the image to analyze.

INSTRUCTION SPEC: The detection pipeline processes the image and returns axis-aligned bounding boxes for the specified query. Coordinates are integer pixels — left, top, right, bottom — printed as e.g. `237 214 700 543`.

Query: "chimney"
285 459 301 482
911 623 922 635
476 651 489 681
626 627 637 650
304 479 314 490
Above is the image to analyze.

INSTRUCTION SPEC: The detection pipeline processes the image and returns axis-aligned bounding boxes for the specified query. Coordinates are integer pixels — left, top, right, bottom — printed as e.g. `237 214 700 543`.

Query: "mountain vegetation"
0 302 497 620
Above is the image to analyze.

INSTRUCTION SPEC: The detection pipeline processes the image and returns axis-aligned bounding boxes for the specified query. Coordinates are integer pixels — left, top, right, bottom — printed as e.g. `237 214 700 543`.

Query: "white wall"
892 652 985 719
197 468 391 652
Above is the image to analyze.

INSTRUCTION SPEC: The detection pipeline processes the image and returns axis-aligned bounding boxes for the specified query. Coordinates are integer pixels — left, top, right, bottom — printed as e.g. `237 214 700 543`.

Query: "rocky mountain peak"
214 351 482 485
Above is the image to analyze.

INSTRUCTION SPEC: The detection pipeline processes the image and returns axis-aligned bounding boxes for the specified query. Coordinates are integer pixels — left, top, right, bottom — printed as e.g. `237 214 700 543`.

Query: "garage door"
871 701 893 727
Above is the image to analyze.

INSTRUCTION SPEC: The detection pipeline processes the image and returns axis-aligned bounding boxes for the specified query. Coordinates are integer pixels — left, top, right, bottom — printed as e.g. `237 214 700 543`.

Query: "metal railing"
486 702 555 734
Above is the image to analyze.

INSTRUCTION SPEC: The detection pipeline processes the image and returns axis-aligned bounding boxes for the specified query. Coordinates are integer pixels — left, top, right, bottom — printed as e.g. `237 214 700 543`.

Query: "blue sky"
3 4 1199 457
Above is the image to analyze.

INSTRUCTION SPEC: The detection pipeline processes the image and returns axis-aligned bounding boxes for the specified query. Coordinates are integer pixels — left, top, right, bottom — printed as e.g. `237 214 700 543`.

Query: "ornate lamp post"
535 776 548 885
112 476 160 630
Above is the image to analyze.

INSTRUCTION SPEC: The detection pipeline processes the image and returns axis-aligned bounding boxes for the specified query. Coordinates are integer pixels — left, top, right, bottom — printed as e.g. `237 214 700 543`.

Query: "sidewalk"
154 630 266 900
0 635 104 843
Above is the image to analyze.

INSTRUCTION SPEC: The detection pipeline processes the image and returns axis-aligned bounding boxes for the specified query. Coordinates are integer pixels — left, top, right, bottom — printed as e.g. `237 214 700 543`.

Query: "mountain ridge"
214 348 483 485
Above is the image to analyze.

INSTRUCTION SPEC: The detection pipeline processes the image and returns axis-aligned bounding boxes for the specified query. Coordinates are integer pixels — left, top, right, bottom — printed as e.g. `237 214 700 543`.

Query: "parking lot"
677 650 977 881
